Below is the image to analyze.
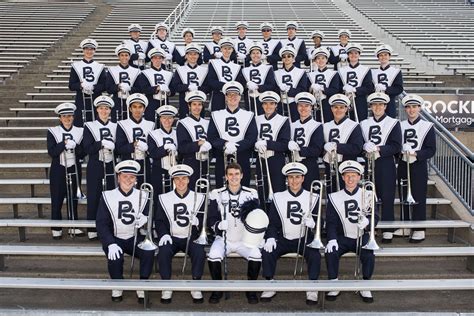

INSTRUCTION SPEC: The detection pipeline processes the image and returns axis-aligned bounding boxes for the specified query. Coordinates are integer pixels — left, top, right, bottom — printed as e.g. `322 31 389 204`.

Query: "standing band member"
305 30 325 68
96 160 154 303
325 160 379 303
329 29 350 70
123 23 147 69
83 96 117 240
174 28 203 66
48 103 85 239
397 94 436 243
203 26 224 63
280 21 306 68
234 21 252 66
155 164 206 304
147 23 175 67
259 22 281 71
207 163 262 304
261 162 321 305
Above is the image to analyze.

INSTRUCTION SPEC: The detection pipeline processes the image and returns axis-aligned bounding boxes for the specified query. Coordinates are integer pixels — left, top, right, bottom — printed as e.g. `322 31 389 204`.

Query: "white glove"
237 52 246 61
214 51 223 59
324 142 337 152
304 217 316 229
357 216 369 230
247 81 258 91
188 83 198 91
339 53 348 61
288 140 300 151
65 140 76 150
190 215 199 226
138 52 146 60
279 83 290 93
375 83 386 92
402 143 412 153
343 84 356 94
159 84 170 93
119 83 131 93
163 143 177 152
102 139 115 150
81 81 93 91
263 238 277 253
363 142 377 153
311 83 324 92
255 139 267 152
224 142 238 155
107 243 123 261
165 53 173 61
135 213 148 228
199 141 212 152
217 220 228 231
136 140 148 152
325 239 338 253
158 234 172 246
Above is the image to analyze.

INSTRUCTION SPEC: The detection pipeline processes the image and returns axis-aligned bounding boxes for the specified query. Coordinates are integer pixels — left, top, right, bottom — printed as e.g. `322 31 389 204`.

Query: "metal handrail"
163 0 192 38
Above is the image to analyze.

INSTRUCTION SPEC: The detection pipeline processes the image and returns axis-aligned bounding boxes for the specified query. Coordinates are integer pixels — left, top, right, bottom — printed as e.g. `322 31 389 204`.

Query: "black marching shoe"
246 291 259 304
209 291 223 304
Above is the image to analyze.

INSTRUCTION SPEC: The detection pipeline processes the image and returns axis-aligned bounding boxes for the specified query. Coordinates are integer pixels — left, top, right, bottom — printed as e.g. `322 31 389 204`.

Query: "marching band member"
116 93 154 186
96 160 154 303
174 28 203 66
360 92 401 243
288 92 324 190
106 44 141 122
328 29 350 70
203 26 225 63
146 23 175 68
136 47 173 122
208 81 257 188
170 43 210 119
338 43 374 122
177 91 211 187
155 164 206 304
280 21 307 68
148 105 178 202
325 160 379 303
305 30 325 68
323 94 363 193
48 103 85 239
261 162 321 305
207 163 263 304
83 96 117 240
307 47 342 123
242 41 277 115
69 38 106 126
207 37 245 112
275 45 310 122
234 21 252 66
371 44 404 118
123 24 147 69
259 22 281 71
397 94 436 243
255 91 290 206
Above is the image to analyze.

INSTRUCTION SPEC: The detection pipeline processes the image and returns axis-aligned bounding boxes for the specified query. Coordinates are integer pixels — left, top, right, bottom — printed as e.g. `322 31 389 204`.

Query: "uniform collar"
264 37 272 42
226 106 240 114
288 36 297 41
380 64 390 71
334 116 347 125
186 63 198 69
119 64 129 69
408 116 421 125
151 65 163 71
300 116 312 124
161 127 173 134
318 66 328 72
284 65 295 72
288 187 304 197
349 62 360 69
175 188 190 199
228 186 242 195
265 111 277 120
60 124 73 132
238 36 247 40
373 114 387 123
119 187 134 197
130 116 142 124
344 186 359 196
82 58 94 64
189 114 201 122
130 38 140 43
251 62 262 67
220 57 232 63
97 118 109 126
157 37 167 43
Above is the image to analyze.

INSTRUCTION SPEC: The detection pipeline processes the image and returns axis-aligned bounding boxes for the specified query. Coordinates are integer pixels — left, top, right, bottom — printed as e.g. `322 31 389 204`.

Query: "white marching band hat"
338 29 352 38
346 42 363 54
181 27 195 37
211 26 224 34
259 91 280 103
115 160 141 175
295 92 316 105
375 44 393 57
282 162 308 176
285 21 299 29
156 105 178 117
311 47 330 59
222 81 244 95
260 22 273 31
242 208 269 248
402 94 424 107
329 94 351 107
155 22 169 32
148 47 167 59
80 38 98 50
367 92 390 104
185 90 207 103
55 102 76 115
339 160 364 175
185 43 201 54
235 21 249 29
249 41 264 53
93 95 114 108
169 164 194 177
128 24 142 32
311 30 325 39
115 44 131 56
219 37 234 48
126 93 148 107
279 45 296 57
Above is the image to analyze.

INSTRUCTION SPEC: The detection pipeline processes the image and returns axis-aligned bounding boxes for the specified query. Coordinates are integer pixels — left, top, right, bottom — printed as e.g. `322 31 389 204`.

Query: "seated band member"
261 162 321 305
123 23 147 69
177 90 211 188
174 28 203 66
155 164 206 304
325 160 379 303
259 22 281 71
83 96 117 240
360 92 401 243
207 162 262 304
116 93 154 186
397 94 436 243
96 160 154 303
288 92 324 190
323 94 363 193
48 102 85 239
208 81 258 188
328 29 350 70
280 21 307 68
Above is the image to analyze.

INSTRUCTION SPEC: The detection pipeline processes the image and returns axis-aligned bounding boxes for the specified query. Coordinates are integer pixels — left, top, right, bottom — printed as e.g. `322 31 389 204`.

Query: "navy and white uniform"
116 117 154 186
146 37 176 65
47 124 84 231
360 115 401 229
275 66 310 122
203 41 220 63
234 36 252 66
338 63 374 121
176 115 209 187
105 64 141 122
155 189 206 280
304 44 326 67
328 44 348 70
123 38 148 69
325 187 379 280
207 58 245 111
290 117 324 190
242 62 277 115
262 188 321 280
83 119 117 230
69 59 106 126
371 65 404 118
170 63 210 118
280 37 307 68
398 117 436 229
173 45 203 66
307 67 342 123
96 187 154 280
262 38 282 70
136 65 174 122
208 107 258 188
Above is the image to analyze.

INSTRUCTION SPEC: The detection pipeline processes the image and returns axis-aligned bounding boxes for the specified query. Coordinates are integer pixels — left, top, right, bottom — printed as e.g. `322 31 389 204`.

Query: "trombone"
101 147 117 191
162 149 177 193
223 150 237 185
313 89 325 123
282 91 291 119
62 148 85 237
81 88 95 123
399 151 417 236
329 149 340 191
348 92 359 123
